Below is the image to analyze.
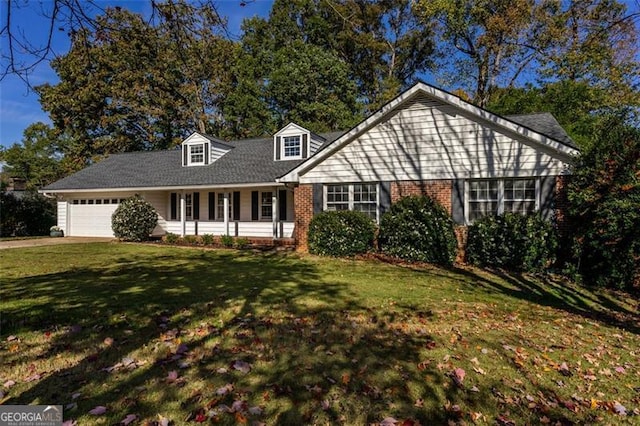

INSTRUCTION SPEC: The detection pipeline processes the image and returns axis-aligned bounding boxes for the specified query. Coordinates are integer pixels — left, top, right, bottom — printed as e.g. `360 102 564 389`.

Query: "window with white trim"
283 136 301 158
467 178 539 222
325 183 378 221
261 191 273 219
326 184 349 211
189 143 205 164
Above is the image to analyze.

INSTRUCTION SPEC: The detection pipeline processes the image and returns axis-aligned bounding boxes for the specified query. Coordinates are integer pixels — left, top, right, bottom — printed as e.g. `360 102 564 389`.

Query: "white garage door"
68 202 119 237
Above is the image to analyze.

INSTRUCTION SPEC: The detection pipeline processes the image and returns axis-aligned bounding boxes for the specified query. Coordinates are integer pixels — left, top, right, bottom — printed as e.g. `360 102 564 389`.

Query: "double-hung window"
283 136 301 159
325 183 378 221
467 178 538 222
189 143 204 165
261 192 273 219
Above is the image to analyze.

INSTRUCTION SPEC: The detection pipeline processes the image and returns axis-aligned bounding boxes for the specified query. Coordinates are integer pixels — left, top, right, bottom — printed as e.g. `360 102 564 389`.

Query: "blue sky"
0 0 273 148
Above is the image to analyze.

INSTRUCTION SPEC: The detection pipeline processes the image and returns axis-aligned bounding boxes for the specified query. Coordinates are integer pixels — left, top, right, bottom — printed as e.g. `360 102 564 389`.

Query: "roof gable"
278 82 579 182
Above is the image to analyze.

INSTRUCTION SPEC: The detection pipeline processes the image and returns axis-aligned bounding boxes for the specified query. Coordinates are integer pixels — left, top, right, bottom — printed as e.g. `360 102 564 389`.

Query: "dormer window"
189 143 205 165
283 136 301 159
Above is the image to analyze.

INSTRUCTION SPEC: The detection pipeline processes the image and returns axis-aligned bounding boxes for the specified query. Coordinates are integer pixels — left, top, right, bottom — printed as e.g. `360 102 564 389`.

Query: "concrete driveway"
0 237 114 250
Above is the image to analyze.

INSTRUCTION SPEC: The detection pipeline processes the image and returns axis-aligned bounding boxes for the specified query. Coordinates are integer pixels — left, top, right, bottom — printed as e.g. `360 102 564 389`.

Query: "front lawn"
0 243 638 424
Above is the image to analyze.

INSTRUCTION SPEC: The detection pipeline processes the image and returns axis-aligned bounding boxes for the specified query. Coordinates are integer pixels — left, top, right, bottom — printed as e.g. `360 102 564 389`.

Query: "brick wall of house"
391 180 452 213
554 175 571 237
293 184 313 253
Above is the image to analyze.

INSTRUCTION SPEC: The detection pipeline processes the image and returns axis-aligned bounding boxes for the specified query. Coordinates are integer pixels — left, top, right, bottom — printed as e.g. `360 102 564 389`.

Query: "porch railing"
164 221 294 238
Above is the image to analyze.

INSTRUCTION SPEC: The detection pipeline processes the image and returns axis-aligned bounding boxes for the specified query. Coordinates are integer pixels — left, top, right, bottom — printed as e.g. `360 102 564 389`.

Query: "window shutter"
451 180 465 224
204 143 210 165
208 192 215 220
275 136 281 160
379 182 392 216
182 145 188 166
251 191 259 220
540 176 556 221
279 190 287 220
313 183 323 215
193 192 200 220
170 193 178 220
233 191 240 220
302 134 308 158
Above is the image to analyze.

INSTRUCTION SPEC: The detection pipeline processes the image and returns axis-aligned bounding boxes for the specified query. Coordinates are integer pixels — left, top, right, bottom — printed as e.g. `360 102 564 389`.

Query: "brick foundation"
293 184 313 253
391 180 452 213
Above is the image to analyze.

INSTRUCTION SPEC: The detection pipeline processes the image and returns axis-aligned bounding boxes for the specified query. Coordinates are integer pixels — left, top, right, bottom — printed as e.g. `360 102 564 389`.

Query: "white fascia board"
39 182 285 194
274 122 311 137
278 82 579 183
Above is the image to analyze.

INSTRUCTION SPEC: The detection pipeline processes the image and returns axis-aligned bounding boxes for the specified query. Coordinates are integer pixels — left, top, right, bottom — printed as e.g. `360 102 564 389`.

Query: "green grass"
0 243 638 425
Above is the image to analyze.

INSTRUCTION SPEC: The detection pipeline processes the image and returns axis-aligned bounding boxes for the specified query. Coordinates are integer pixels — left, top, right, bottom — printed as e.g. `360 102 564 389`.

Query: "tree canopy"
1 0 639 180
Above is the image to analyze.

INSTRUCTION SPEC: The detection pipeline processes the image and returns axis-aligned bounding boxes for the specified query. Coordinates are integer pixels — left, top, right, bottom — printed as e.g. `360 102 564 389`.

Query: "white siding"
309 136 323 156
56 201 67 234
300 99 568 183
140 191 168 236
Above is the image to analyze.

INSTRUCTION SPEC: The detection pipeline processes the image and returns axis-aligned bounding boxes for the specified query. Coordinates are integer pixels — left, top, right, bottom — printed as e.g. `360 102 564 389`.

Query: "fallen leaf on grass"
559 362 572 377
166 370 179 383
380 417 398 426
62 421 77 426
121 414 138 425
89 406 107 415
614 402 627 415
3 380 15 389
451 368 465 387
215 383 234 395
232 360 251 374
103 337 114 346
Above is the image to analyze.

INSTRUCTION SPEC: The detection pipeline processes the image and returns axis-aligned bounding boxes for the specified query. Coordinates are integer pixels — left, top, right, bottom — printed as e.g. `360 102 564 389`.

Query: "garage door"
68 202 119 237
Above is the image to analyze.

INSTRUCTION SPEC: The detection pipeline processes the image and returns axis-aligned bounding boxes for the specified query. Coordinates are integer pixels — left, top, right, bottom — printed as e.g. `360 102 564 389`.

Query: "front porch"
153 185 296 240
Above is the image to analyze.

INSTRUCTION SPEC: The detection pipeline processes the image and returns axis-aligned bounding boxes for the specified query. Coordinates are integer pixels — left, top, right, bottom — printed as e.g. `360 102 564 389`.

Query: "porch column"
272 189 278 239
180 191 186 237
223 192 229 236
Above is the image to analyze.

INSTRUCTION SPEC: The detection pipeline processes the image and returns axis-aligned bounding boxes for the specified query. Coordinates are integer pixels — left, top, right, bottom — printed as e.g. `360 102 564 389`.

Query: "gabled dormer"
181 132 232 167
274 123 325 161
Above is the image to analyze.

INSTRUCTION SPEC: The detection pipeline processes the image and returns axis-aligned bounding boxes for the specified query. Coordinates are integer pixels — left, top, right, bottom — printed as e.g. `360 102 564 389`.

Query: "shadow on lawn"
453 267 640 335
3 250 470 424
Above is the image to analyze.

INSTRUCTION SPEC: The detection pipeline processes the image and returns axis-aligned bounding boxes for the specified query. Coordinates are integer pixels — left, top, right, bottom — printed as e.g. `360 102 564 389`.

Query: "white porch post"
272 188 278 239
223 192 229 235
180 191 186 237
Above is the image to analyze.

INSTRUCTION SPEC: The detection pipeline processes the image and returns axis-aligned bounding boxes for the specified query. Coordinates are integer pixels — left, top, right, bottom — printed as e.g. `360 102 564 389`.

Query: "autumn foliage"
567 118 640 291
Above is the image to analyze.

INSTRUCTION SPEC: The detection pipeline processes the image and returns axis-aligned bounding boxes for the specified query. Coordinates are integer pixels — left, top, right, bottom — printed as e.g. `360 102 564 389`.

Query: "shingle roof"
43 111 574 192
43 131 345 191
505 113 577 149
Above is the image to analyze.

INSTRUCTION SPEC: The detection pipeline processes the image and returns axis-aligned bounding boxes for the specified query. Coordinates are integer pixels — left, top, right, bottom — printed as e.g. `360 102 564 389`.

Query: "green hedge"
111 196 158 242
308 210 376 257
378 196 457 266
466 213 557 272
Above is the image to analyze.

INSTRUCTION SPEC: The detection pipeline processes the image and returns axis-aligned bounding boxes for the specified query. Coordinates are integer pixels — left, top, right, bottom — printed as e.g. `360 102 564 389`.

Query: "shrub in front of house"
0 191 55 237
308 210 376 257
234 237 250 249
200 234 215 245
111 196 158 242
164 233 180 244
220 234 234 247
378 196 457 266
466 213 557 272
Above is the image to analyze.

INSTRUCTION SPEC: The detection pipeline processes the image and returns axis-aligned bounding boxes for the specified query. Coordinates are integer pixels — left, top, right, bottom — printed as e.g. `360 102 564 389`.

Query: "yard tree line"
0 0 638 289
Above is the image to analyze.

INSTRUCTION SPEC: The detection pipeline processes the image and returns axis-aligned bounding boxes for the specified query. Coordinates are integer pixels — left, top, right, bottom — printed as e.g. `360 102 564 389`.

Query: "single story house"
41 82 578 251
